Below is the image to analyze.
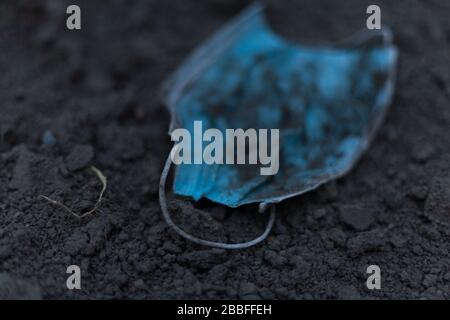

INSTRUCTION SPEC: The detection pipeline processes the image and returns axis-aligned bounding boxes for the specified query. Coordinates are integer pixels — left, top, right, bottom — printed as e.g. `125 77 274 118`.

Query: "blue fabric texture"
163 4 398 208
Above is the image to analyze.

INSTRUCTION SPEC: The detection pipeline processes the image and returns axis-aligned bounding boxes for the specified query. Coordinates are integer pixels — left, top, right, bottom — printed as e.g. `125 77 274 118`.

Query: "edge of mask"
160 2 399 209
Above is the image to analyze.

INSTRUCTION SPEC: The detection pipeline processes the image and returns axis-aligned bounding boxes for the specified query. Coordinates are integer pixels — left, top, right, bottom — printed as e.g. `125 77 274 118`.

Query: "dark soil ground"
0 0 449 299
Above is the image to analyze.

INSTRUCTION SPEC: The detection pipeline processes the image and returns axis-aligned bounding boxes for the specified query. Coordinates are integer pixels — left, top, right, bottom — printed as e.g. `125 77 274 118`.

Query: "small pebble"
65 144 94 171
42 130 56 146
409 185 428 201
338 204 375 231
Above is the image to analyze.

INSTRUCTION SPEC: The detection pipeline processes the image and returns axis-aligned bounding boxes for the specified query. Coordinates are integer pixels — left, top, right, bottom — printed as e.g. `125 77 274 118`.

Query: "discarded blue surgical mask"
159 3 397 249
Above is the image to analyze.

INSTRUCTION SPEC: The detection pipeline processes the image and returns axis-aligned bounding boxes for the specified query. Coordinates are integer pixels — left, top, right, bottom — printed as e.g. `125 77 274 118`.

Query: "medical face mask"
159 3 398 249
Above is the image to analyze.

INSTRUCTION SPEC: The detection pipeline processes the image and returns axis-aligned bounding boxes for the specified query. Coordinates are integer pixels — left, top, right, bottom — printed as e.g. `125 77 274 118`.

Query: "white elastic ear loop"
159 152 276 250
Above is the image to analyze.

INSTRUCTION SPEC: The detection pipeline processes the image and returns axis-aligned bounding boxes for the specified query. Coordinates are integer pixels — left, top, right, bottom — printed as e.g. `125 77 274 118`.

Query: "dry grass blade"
39 166 107 219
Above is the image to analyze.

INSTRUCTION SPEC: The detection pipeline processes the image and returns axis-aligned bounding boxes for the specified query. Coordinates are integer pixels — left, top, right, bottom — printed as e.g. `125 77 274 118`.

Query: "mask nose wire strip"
159 152 276 249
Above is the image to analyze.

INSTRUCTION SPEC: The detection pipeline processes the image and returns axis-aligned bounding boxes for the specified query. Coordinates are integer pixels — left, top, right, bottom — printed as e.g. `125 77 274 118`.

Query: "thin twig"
39 166 107 219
